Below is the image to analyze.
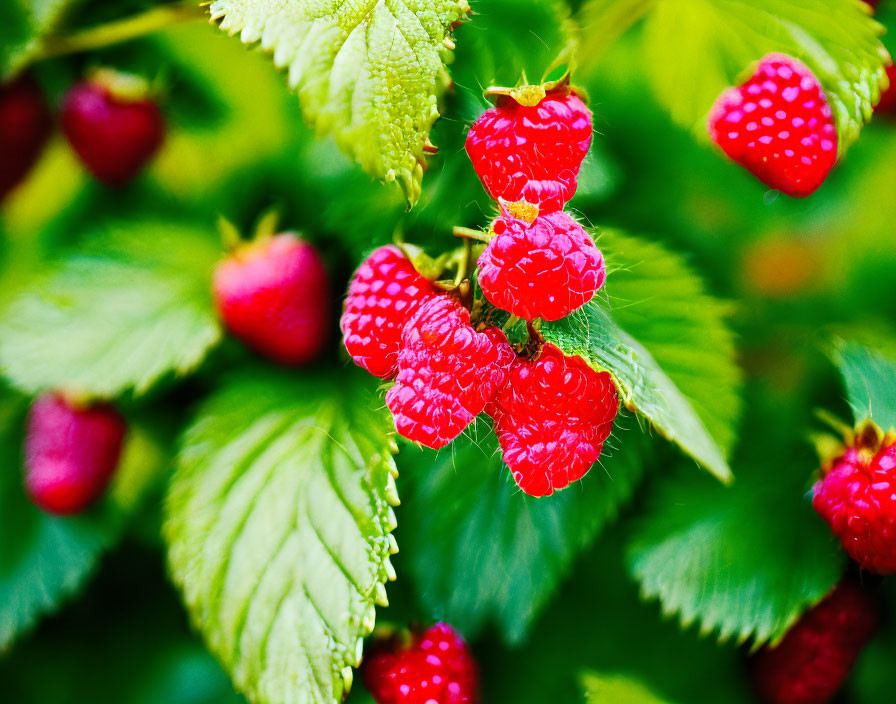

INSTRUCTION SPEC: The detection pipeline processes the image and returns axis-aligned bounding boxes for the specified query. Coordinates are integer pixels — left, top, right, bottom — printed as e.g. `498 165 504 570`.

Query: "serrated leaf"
640 0 889 151
208 0 470 206
0 221 222 399
831 338 896 431
540 229 741 483
400 417 648 645
582 671 673 704
165 371 398 704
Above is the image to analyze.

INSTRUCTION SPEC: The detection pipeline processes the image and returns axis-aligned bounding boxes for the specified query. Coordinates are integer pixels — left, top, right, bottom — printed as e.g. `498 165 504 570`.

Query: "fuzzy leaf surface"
540 229 741 483
582 671 673 704
832 338 896 431
207 0 470 206
165 372 398 704
0 222 221 399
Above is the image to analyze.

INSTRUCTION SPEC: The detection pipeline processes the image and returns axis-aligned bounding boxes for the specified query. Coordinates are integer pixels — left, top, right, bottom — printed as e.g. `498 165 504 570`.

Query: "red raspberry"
341 245 440 379
750 580 878 704
477 210 605 321
24 392 127 515
0 74 52 201
487 343 619 496
61 69 164 186
708 54 837 197
875 64 896 117
813 426 896 574
385 296 514 449
213 232 330 366
363 622 478 704
465 89 592 212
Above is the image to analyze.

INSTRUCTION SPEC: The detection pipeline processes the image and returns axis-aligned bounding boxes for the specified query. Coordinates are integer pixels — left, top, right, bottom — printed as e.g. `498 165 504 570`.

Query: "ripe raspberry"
488 343 619 497
812 424 896 574
477 210 605 321
750 580 878 704
363 622 478 704
61 69 164 186
213 232 330 366
708 54 837 197
0 74 52 201
341 245 440 379
385 296 514 449
875 65 896 117
24 393 127 515
465 89 592 212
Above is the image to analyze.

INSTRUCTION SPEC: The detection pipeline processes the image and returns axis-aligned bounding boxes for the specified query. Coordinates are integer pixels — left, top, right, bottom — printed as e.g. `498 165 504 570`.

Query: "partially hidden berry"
750 579 878 704
478 210 605 321
0 74 52 201
363 622 479 704
813 423 896 574
341 245 440 379
214 232 331 366
875 64 896 117
61 69 164 186
708 53 837 197
24 392 127 515
488 343 619 497
385 296 514 449
465 89 592 212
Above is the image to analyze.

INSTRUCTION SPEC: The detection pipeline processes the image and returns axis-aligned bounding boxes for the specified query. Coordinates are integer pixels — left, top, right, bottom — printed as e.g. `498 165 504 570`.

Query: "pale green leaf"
208 0 471 206
0 221 222 399
831 337 896 431
165 372 399 704
400 416 648 644
582 671 673 704
540 229 741 482
641 0 889 151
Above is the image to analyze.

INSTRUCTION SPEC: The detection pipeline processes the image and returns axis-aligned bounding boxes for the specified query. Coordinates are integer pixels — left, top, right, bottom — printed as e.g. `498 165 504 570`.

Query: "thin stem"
452 226 490 244
38 3 207 60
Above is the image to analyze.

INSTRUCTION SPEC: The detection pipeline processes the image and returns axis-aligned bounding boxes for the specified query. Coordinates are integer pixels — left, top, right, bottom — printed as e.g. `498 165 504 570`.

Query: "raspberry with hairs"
750 579 878 704
342 245 440 379
708 54 837 197
488 343 619 496
385 296 514 449
465 89 592 212
363 622 479 704
478 210 605 321
813 423 896 574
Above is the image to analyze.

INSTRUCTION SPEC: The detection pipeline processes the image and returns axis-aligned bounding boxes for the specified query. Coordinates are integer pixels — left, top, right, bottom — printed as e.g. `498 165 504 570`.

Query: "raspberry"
362 622 479 704
708 54 837 197
341 245 440 379
385 296 514 449
488 343 619 496
750 580 878 704
812 424 896 574
876 65 896 117
24 392 127 515
477 210 605 321
0 74 52 201
465 89 592 212
213 232 330 366
61 69 164 186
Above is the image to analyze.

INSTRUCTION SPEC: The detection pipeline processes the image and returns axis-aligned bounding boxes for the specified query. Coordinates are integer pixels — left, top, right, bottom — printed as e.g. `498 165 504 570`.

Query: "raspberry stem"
452 226 490 243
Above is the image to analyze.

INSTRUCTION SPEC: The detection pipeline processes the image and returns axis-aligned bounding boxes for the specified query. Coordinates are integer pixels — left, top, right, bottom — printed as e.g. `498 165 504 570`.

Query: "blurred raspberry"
876 64 896 117
478 211 605 321
708 54 837 197
465 89 592 212
385 296 514 449
342 245 440 379
488 343 619 496
0 74 52 201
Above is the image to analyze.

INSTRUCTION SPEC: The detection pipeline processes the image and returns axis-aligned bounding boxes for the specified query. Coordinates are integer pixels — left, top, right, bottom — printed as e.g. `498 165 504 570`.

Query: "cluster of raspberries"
341 85 619 497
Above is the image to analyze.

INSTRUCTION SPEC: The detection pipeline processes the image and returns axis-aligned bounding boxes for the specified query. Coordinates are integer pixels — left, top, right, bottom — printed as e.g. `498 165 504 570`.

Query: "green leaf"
165 371 399 704
575 0 658 69
400 417 648 645
831 337 896 431
0 221 222 399
626 428 842 647
540 229 741 483
582 671 673 704
640 0 889 151
208 0 471 206
0 0 72 76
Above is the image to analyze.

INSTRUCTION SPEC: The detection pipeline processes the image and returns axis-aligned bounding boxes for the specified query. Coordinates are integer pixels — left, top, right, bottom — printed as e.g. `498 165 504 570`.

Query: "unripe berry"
24 393 127 515
0 74 52 201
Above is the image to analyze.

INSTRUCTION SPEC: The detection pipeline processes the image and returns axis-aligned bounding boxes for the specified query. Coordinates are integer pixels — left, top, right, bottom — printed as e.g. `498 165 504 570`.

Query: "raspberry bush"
1 1 896 704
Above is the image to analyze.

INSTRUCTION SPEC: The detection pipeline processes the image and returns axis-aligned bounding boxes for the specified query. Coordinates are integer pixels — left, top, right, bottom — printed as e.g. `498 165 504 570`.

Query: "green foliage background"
1 1 896 703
